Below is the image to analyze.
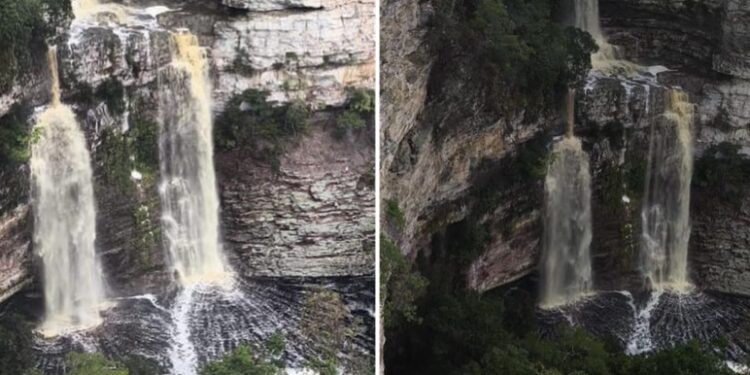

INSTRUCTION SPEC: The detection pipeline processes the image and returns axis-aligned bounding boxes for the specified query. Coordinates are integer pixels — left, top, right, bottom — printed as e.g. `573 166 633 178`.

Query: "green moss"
693 142 750 204
132 204 159 267
94 77 125 115
623 155 647 201
98 128 132 191
385 199 406 229
98 112 158 193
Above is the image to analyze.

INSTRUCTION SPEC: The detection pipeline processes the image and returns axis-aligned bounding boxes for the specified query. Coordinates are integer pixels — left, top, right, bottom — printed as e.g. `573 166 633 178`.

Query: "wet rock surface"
538 290 750 360
2 276 373 374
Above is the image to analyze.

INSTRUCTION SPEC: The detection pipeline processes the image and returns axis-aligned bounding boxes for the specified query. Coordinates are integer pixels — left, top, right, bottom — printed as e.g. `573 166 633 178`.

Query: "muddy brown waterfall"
540 89 593 307
31 47 106 337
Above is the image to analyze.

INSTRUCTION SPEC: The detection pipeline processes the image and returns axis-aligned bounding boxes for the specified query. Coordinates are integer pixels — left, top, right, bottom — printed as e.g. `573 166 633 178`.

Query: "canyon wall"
381 0 750 295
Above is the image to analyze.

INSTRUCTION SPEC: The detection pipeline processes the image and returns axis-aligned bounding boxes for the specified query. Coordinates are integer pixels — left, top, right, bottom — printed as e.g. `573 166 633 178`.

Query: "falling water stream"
157 32 232 374
640 90 694 291
541 0 703 359
31 47 106 337
540 90 593 308
158 32 229 286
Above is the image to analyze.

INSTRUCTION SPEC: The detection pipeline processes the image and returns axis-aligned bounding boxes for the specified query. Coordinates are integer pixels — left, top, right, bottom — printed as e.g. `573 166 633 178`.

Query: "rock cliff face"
381 0 750 295
0 0 374 301
217 121 375 278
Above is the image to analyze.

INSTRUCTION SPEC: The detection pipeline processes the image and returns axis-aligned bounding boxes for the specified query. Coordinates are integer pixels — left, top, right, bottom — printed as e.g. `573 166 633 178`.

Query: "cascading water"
540 91 593 308
158 32 231 375
640 90 694 291
571 0 638 75
31 47 106 337
158 32 228 286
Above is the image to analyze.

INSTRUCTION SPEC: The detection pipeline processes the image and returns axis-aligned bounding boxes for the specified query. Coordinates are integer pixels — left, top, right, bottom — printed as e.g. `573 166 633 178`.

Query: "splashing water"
72 0 129 23
158 32 229 286
540 134 593 308
626 290 663 354
640 90 694 292
31 47 106 337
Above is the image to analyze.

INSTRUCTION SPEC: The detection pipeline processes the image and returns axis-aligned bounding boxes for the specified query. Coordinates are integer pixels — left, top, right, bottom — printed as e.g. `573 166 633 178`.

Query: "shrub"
0 102 35 167
334 87 374 138
65 352 128 375
381 236 428 329
0 314 35 375
384 199 406 229
214 89 309 170
300 289 349 370
199 334 286 375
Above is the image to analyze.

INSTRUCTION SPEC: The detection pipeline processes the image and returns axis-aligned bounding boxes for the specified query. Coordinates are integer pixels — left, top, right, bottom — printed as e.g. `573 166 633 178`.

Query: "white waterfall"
541 133 593 308
640 90 694 291
31 47 106 337
158 32 229 286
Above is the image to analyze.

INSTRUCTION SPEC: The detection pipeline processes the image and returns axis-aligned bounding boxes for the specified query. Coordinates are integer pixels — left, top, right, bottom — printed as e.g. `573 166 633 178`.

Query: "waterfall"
572 0 637 74
158 32 228 286
541 94 593 307
31 47 105 337
640 90 694 291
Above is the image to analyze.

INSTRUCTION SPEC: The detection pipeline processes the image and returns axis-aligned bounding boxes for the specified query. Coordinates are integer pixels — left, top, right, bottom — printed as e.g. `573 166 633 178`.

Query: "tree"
0 314 35 375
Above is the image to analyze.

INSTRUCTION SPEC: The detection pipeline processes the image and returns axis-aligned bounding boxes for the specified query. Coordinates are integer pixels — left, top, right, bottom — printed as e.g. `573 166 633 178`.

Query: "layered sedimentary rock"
217 124 375 277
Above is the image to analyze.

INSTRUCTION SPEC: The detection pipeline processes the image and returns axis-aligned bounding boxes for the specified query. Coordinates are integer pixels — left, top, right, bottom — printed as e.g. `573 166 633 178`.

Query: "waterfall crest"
541 97 593 307
572 0 638 75
31 47 106 337
158 32 228 286
640 90 694 291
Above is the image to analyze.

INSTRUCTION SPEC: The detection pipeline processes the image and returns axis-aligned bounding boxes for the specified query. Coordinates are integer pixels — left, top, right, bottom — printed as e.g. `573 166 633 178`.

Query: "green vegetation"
214 89 309 171
300 290 349 374
0 314 36 375
132 204 159 267
381 236 428 329
199 334 285 375
98 115 159 193
231 48 255 76
429 0 597 116
335 87 374 138
73 78 126 116
693 142 750 204
0 0 72 93
66 353 129 375
384 267 735 375
95 78 126 115
384 199 406 229
64 353 159 375
0 102 36 167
